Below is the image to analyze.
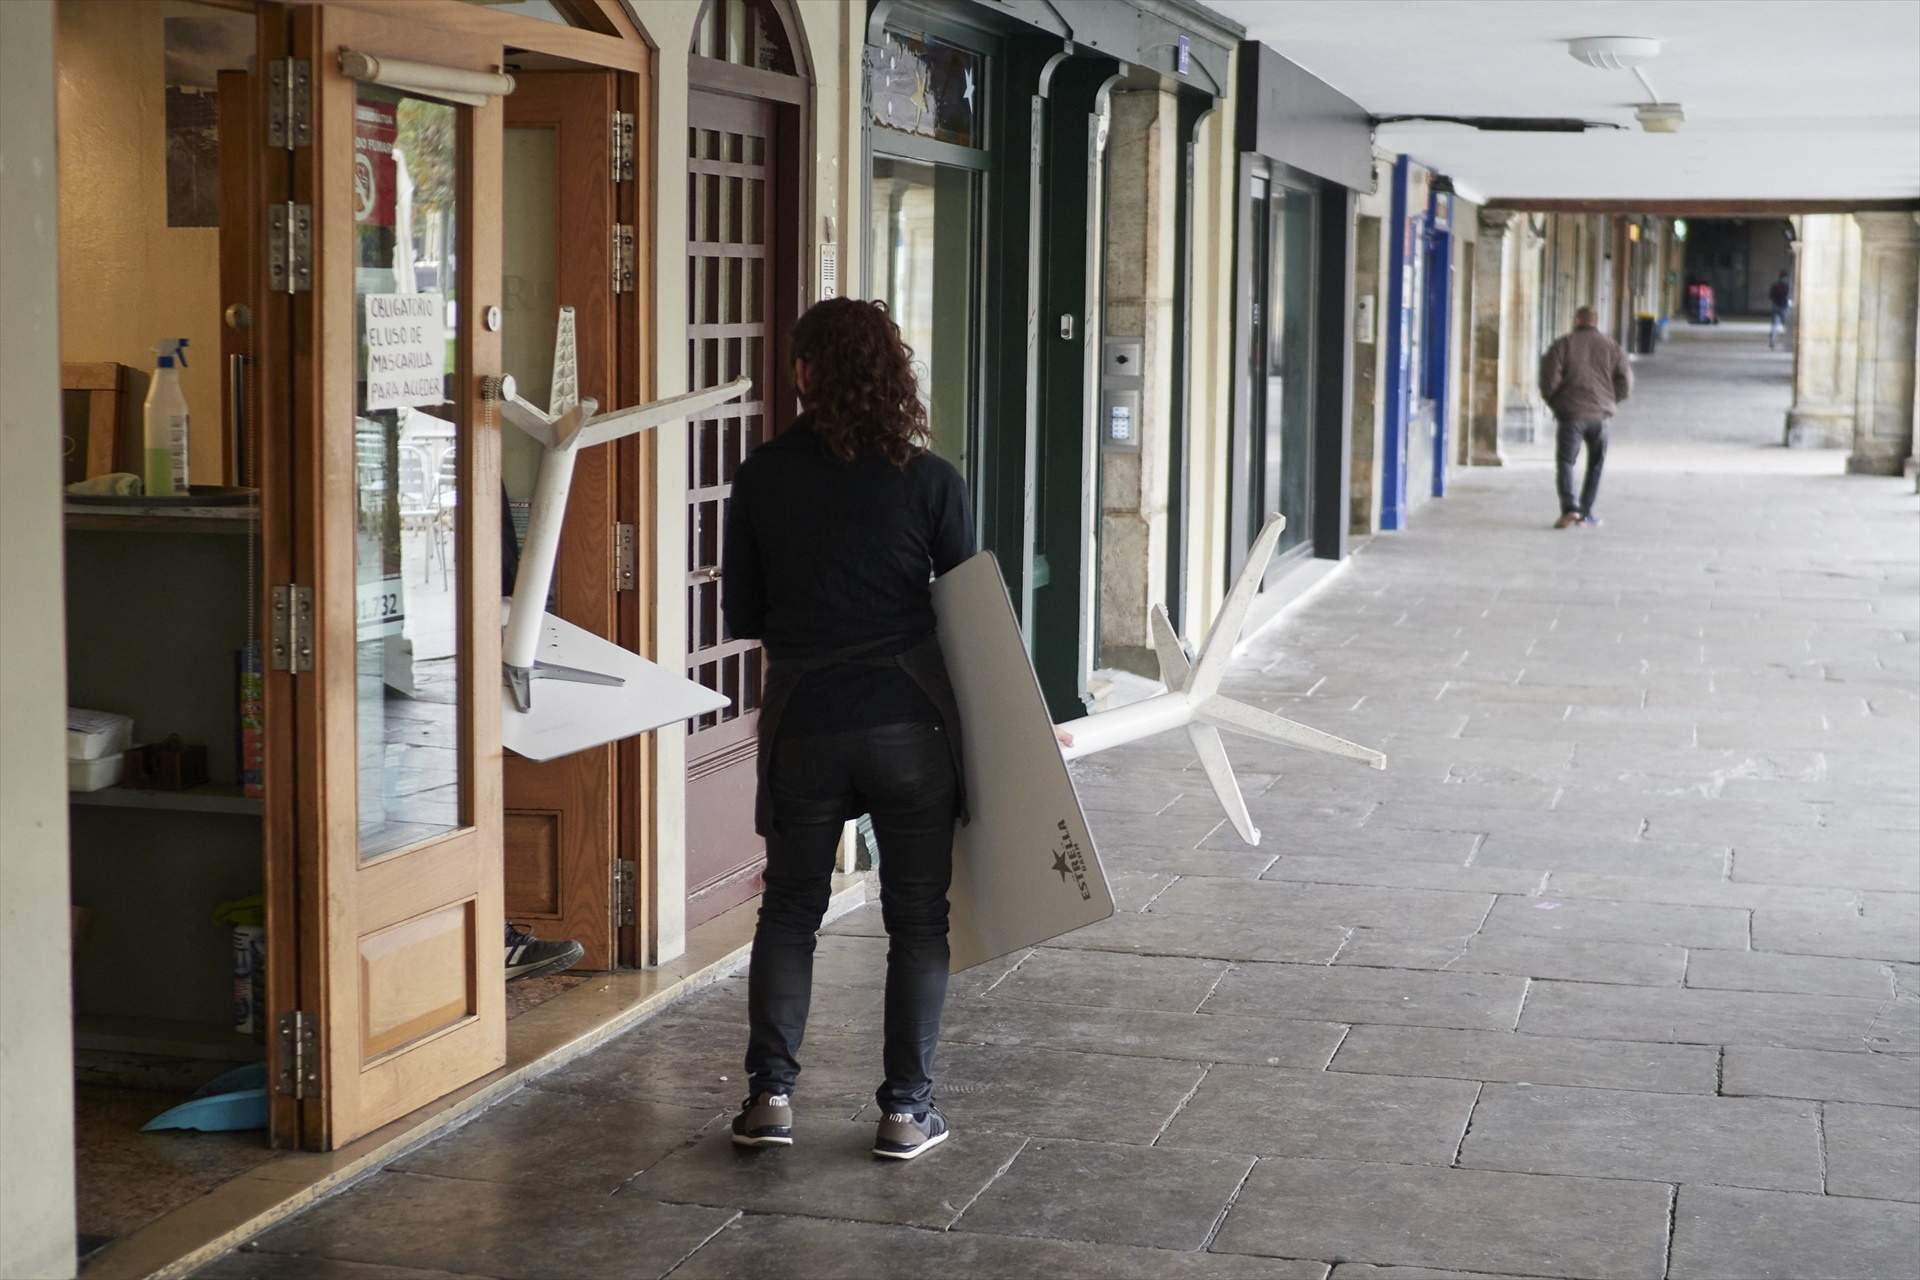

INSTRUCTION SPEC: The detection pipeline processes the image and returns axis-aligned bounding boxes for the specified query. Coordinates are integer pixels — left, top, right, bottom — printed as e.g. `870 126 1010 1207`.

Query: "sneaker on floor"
1580 513 1603 527
731 1092 793 1147
873 1105 949 1160
1553 512 1580 529
504 922 584 981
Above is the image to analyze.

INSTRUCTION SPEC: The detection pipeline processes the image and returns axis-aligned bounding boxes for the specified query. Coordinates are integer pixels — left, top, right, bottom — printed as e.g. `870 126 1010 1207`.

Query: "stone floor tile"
1334 931 1686 987
1480 894 1750 949
621 1118 1026 1229
1258 854 1544 895
983 946 1230 1013
1669 1184 1920 1279
1210 1157 1669 1279
680 977 883 1033
1205 964 1527 1032
534 1018 878 1116
1458 1083 1821 1192
1722 1046 1920 1107
1733 843 1920 893
901 1041 1206 1144
1158 1063 1479 1163
939 995 1347 1069
1328 1267 1557 1280
200 1253 483 1280
248 1172 734 1280
1203 820 1481 862
1087 807 1230 849
1823 1103 1920 1202
1330 1025 1716 1094
392 1087 719 1193
1516 981 1893 1052
1045 907 1347 963
1097 842 1276 879
956 1137 1254 1250
1152 876 1495 934
1541 871 1857 912
1109 871 1178 911
1753 900 1920 963
1686 949 1900 1000
1470 833 1729 879
670 1212 1330 1279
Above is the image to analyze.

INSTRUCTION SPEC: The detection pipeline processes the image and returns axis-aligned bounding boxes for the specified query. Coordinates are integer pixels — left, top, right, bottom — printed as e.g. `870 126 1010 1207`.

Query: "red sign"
354 98 397 226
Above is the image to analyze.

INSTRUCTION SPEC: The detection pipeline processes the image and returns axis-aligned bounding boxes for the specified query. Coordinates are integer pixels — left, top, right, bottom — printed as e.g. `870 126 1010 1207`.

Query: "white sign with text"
365 291 447 411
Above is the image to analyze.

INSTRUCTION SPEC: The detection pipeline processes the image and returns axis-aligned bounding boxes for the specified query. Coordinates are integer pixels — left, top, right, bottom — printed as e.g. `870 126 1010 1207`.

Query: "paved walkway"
207 324 1918 1280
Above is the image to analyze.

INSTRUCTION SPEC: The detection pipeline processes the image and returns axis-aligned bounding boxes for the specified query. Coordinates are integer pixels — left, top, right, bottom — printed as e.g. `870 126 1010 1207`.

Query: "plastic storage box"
68 708 134 761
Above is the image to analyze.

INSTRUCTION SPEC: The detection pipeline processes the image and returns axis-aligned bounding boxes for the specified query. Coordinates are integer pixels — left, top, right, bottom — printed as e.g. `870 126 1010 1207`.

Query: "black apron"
753 633 969 838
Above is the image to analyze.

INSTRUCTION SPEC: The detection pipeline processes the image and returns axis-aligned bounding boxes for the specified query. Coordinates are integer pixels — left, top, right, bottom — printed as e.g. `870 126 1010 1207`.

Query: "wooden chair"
61 362 139 482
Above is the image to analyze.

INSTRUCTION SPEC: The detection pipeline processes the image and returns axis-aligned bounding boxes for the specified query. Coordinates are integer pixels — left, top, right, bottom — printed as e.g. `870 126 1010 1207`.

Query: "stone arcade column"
1468 210 1513 465
1501 215 1548 444
1784 214 1862 448
1846 213 1920 476
1098 81 1178 677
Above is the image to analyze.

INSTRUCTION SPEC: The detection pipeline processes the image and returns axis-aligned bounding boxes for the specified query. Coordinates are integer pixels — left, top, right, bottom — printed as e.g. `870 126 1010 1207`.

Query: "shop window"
694 0 797 75
867 29 981 147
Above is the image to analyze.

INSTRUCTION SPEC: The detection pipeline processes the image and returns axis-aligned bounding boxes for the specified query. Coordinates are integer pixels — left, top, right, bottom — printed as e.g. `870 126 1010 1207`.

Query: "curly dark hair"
790 297 931 467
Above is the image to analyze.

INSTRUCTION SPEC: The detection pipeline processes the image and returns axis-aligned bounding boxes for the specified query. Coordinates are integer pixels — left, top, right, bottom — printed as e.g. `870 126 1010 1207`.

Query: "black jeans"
1555 418 1608 517
745 721 957 1115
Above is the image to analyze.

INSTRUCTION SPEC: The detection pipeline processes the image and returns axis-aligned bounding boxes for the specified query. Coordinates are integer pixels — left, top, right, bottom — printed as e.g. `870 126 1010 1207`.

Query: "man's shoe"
1553 512 1580 529
504 923 584 981
731 1092 793 1147
873 1105 949 1160
1580 513 1602 527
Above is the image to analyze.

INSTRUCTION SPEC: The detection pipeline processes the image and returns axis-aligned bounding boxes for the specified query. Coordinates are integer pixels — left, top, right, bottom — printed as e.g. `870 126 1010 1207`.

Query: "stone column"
1098 81 1177 677
1468 210 1513 465
1501 215 1547 443
1784 214 1861 448
1846 213 1920 476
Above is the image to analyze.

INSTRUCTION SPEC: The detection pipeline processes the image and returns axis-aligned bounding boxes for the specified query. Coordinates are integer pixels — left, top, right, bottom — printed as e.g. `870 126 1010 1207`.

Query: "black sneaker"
731 1092 793 1147
504 923 584 981
872 1104 949 1160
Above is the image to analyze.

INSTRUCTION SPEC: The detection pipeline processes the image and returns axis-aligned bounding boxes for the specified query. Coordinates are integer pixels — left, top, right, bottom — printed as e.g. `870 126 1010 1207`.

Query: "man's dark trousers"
745 721 956 1116
1556 418 1608 518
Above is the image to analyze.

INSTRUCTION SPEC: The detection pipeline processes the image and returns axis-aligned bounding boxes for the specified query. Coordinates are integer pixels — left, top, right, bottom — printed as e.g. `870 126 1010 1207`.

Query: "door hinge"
612 110 635 182
270 584 315 673
266 58 312 149
615 860 637 927
612 224 636 294
275 1011 320 1099
614 523 637 592
267 203 313 294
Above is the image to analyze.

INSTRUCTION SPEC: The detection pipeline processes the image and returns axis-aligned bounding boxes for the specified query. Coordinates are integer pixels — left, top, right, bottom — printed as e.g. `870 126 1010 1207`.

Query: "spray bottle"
143 338 192 497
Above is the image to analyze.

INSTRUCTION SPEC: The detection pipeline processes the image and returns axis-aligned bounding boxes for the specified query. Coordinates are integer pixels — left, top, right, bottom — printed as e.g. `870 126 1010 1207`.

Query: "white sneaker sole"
731 1132 793 1148
872 1128 949 1161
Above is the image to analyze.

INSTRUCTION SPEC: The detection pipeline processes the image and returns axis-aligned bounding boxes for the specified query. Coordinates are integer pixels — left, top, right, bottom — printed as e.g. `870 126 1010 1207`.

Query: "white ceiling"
1209 0 1920 203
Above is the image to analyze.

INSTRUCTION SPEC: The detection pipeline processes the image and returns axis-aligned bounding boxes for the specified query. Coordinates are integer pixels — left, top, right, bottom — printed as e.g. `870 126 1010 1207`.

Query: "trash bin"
1634 315 1658 355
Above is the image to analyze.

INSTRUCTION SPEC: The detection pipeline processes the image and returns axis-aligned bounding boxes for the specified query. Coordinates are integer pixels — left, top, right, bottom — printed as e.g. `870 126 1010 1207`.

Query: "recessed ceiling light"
1568 36 1662 71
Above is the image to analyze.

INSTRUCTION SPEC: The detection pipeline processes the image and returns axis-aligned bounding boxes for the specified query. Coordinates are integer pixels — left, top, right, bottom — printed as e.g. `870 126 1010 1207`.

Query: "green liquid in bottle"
144 448 178 498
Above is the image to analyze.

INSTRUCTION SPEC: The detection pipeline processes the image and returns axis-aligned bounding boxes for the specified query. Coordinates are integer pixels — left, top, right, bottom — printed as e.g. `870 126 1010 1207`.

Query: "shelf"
74 1014 264 1062
69 784 263 816
64 503 256 534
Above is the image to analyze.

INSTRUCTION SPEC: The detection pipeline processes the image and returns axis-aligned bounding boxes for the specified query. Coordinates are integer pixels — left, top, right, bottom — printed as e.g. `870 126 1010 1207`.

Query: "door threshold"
82 873 872 1280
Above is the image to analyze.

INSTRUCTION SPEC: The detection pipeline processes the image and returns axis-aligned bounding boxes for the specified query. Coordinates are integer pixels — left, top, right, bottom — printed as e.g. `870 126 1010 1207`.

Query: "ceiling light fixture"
1567 36 1662 71
1372 114 1625 134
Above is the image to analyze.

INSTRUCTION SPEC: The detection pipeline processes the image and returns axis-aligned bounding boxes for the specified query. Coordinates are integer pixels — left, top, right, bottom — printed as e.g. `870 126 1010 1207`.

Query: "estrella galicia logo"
1051 819 1092 902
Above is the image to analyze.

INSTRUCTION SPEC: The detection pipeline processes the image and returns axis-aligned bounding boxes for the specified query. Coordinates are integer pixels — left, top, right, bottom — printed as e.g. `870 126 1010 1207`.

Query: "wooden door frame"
287 0 506 1149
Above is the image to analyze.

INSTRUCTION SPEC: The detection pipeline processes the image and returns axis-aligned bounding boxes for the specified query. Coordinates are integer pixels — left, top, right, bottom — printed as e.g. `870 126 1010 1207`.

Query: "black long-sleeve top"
721 414 973 735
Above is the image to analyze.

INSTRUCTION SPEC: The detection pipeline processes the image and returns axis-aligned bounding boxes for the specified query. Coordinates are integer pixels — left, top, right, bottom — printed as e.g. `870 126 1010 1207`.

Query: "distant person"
1768 270 1792 349
1539 306 1632 529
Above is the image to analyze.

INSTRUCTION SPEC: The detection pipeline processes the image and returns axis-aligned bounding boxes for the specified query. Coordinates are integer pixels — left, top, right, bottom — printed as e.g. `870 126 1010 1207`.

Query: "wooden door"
684 89 781 928
288 2 505 1148
501 71 618 970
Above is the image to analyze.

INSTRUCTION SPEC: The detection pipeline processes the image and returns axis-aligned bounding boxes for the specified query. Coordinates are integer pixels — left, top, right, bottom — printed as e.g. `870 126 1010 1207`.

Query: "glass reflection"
867 30 980 148
354 86 464 860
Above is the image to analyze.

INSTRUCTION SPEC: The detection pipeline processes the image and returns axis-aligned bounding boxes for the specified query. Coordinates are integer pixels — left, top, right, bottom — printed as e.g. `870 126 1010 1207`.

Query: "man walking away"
1768 270 1792 350
1540 305 1631 529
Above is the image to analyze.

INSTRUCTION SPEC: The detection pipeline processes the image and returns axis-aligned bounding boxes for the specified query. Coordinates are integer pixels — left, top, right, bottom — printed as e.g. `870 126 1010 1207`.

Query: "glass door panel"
1267 185 1315 559
354 86 467 861
869 156 977 479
